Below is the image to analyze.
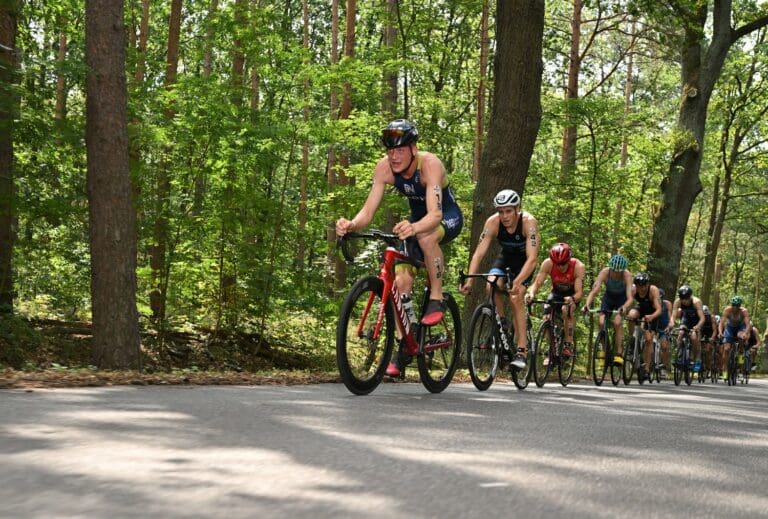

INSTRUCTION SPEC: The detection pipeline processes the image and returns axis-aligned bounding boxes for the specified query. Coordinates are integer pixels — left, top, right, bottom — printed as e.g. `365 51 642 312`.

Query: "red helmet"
549 243 572 265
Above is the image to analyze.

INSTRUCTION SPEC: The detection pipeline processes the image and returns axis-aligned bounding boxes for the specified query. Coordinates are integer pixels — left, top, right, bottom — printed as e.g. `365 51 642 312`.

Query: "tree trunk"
0 0 19 313
297 0 309 273
559 0 582 181
382 0 397 117
326 0 340 292
203 0 218 79
612 22 635 254
463 0 545 315
134 0 150 83
701 173 720 304
472 0 490 182
647 2 768 296
85 0 141 369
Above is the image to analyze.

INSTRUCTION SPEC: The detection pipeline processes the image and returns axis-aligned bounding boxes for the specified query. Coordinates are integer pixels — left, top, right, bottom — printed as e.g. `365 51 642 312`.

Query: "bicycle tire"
622 339 636 385
609 330 622 386
511 323 533 390
591 330 608 386
727 347 737 386
466 304 500 391
673 340 683 386
417 293 461 393
558 333 575 387
533 320 554 387
336 276 395 395
743 352 751 385
683 338 693 386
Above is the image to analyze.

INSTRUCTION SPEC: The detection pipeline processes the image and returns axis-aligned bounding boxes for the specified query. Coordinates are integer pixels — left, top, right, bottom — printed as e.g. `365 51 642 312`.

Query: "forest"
0 0 767 375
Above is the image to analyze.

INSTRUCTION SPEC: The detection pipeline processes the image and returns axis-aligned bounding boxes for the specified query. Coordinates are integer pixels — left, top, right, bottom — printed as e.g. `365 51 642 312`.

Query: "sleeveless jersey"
496 216 527 272
605 272 626 295
726 309 745 327
392 155 460 222
680 301 699 327
634 288 655 316
701 311 714 338
550 258 576 295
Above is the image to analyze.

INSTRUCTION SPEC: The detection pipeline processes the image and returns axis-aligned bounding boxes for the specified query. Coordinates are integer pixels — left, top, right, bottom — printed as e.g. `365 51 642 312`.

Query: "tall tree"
472 0 490 182
464 0 545 312
0 0 19 313
85 0 141 368
646 1 768 295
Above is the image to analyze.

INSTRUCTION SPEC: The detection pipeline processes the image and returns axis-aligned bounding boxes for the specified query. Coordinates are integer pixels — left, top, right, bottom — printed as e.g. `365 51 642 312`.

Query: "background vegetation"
1 0 766 372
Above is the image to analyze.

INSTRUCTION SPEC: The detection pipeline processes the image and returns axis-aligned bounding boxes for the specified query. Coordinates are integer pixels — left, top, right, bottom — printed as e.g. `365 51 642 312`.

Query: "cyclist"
582 254 633 365
699 305 720 377
525 242 585 359
627 272 662 380
670 285 706 372
336 119 464 377
719 295 751 380
747 324 760 369
656 289 673 379
460 189 539 369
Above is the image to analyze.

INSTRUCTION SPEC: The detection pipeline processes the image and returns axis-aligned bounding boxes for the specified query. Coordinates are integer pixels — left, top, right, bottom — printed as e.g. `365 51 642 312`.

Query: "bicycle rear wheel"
559 335 575 387
466 304 500 391
418 293 461 393
742 352 751 384
591 331 608 386
336 276 395 395
673 341 683 386
727 347 737 386
533 320 554 387
684 341 693 386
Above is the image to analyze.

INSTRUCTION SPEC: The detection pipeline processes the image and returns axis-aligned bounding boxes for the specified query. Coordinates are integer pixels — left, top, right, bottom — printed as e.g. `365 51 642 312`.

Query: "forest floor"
0 318 473 389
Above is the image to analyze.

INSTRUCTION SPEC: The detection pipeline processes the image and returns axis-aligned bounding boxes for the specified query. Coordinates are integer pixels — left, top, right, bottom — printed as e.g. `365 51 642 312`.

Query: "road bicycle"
336 230 461 395
725 336 750 386
531 299 576 387
624 317 648 385
461 271 533 390
700 337 720 383
673 326 694 386
584 308 622 386
647 332 663 383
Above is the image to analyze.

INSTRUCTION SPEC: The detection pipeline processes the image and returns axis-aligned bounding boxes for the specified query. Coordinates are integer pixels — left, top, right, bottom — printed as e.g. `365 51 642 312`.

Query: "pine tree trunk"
0 0 19 313
463 0 545 317
85 0 141 369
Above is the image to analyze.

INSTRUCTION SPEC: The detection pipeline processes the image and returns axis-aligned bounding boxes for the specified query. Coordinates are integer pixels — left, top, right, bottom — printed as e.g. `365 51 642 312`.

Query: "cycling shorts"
723 323 746 343
600 292 626 313
396 205 463 267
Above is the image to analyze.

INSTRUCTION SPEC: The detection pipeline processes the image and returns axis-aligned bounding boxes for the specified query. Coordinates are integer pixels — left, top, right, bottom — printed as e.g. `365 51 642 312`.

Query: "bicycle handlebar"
337 230 418 266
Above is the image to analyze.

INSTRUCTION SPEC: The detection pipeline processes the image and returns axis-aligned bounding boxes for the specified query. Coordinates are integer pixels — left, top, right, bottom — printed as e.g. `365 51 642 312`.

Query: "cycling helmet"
493 189 521 208
381 119 419 149
608 254 627 271
677 284 693 299
549 243 572 264
658 289 665 299
702 305 710 314
730 295 743 306
633 272 650 286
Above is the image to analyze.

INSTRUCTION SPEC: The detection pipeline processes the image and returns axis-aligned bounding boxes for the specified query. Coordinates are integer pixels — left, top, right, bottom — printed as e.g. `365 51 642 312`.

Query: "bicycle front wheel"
742 353 751 384
684 342 693 386
592 331 608 386
418 293 461 393
466 303 500 391
533 320 554 387
511 324 533 390
559 336 576 387
336 276 395 395
622 342 636 385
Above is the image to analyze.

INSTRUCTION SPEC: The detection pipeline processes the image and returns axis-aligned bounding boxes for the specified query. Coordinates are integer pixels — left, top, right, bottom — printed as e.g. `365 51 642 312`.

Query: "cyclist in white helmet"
460 189 540 370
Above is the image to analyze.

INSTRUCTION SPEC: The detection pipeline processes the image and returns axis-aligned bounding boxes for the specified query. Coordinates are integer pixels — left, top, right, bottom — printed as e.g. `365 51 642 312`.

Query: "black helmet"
678 285 693 298
633 272 650 286
381 119 419 149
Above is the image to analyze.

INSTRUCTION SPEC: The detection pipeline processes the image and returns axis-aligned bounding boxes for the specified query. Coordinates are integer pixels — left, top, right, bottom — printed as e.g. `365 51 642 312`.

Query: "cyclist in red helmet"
336 119 464 377
525 243 586 358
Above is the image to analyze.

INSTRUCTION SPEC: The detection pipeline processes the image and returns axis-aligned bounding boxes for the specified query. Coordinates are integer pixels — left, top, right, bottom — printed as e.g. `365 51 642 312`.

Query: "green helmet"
730 295 743 306
608 254 628 271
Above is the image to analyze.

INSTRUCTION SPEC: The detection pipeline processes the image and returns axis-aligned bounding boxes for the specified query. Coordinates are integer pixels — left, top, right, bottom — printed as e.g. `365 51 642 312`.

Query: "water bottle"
402 294 417 325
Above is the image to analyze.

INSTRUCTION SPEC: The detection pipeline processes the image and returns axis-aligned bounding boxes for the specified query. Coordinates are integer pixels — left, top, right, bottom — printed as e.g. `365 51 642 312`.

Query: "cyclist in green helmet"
583 254 633 364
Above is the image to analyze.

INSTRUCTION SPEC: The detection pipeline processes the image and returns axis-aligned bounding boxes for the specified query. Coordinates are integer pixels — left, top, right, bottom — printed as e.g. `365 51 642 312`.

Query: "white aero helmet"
494 189 520 208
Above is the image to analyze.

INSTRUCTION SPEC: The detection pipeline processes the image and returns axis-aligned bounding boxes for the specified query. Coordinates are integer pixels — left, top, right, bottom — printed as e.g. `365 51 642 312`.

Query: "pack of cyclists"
337 119 763 383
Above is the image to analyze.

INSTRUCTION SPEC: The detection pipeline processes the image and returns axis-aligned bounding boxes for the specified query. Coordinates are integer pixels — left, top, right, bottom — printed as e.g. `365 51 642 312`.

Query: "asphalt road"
1 378 767 518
